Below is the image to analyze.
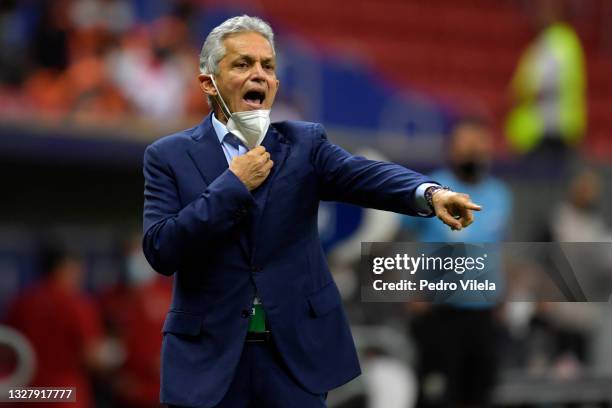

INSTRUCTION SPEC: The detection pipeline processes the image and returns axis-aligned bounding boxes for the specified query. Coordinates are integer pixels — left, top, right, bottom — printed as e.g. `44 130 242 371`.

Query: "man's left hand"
431 190 482 231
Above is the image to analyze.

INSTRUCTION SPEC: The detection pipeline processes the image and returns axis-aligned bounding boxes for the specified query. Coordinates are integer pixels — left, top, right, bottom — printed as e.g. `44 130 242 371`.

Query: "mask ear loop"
209 75 233 123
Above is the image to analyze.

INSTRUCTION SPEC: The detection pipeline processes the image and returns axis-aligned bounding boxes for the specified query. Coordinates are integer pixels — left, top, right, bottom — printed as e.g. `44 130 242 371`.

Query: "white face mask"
210 75 270 149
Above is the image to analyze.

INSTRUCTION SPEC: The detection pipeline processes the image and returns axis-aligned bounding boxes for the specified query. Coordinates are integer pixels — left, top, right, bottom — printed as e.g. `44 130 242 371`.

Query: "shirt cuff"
414 182 440 216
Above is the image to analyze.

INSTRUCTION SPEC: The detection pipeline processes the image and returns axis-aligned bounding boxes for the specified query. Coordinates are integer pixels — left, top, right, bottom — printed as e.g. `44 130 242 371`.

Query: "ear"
198 73 217 98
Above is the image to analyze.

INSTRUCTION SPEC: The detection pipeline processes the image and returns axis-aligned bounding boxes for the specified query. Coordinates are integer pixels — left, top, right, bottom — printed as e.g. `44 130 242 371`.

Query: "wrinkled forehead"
221 32 275 60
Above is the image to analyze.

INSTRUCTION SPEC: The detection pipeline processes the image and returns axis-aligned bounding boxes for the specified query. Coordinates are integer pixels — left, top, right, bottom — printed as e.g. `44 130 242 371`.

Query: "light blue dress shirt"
212 114 249 162
210 114 435 213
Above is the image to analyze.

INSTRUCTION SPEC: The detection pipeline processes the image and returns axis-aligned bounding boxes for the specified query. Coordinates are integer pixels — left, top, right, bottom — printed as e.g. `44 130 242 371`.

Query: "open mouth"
243 90 266 108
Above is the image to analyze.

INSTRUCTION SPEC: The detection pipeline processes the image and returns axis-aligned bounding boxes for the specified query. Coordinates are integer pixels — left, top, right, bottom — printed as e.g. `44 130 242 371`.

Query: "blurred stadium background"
1 0 612 407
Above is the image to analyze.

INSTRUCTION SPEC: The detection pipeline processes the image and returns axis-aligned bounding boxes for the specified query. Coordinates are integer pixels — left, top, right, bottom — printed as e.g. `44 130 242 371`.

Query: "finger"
249 146 266 155
258 160 273 173
257 167 272 179
459 209 474 228
257 152 272 164
464 200 482 211
437 208 463 230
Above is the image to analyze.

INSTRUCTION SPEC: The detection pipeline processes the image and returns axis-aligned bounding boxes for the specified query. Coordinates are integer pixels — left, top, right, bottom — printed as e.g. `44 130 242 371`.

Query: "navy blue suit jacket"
142 113 435 407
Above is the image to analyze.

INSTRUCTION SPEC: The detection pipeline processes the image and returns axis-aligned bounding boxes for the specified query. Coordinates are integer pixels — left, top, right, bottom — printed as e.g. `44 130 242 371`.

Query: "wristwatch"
424 185 451 212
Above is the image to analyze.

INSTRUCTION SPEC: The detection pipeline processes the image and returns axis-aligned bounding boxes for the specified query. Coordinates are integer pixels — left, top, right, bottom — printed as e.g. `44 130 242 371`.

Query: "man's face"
449 123 493 164
448 123 494 183
53 257 85 289
200 31 279 119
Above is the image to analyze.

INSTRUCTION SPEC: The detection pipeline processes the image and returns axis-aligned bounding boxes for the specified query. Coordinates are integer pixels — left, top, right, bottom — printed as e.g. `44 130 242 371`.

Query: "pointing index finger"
465 201 482 211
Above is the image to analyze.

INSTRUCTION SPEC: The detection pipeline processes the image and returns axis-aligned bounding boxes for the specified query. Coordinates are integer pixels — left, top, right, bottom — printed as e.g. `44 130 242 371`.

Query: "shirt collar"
211 113 229 145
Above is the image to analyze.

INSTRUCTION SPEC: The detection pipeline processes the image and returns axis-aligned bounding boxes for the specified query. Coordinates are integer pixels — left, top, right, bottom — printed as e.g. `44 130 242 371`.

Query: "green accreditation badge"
248 298 267 333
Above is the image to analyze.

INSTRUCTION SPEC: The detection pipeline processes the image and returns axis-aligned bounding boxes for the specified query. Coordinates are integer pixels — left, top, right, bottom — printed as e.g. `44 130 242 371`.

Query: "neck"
213 106 229 124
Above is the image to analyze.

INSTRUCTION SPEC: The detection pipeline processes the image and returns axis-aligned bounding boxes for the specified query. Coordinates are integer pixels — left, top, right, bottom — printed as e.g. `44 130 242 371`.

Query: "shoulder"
147 124 200 154
272 120 325 143
429 169 454 185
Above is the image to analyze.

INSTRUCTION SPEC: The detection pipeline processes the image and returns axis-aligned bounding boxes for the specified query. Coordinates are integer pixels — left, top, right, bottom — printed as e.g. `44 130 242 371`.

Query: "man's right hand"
229 146 274 191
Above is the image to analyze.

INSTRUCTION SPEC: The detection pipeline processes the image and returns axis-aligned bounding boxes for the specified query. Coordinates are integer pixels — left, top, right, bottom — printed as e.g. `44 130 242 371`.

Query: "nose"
249 62 267 83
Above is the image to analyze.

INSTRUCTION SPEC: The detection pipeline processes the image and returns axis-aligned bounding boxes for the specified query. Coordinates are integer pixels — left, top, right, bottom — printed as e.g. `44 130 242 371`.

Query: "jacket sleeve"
310 124 436 216
142 143 255 275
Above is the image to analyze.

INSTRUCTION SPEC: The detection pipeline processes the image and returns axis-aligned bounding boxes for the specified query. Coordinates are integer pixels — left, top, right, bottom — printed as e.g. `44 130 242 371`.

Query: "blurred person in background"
21 0 74 117
20 0 132 124
4 246 115 408
99 234 172 408
402 117 512 408
0 0 31 87
549 168 612 243
526 302 600 379
547 167 612 301
505 0 586 177
31 0 72 73
143 15 482 408
1 0 203 126
523 168 612 379
107 16 198 122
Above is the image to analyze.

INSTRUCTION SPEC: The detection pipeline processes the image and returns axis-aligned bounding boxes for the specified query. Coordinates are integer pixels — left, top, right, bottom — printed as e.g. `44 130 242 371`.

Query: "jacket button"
241 309 251 318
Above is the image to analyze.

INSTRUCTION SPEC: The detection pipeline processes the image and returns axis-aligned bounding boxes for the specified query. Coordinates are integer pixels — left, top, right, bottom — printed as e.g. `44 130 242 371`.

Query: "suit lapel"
186 114 228 185
187 114 252 259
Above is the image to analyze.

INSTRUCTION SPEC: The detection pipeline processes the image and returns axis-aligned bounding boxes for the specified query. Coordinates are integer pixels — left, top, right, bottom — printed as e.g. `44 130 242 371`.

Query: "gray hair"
199 15 276 76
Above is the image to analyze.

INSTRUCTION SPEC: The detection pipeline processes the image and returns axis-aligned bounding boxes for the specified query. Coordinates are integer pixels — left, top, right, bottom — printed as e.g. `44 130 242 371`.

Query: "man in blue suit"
142 15 481 408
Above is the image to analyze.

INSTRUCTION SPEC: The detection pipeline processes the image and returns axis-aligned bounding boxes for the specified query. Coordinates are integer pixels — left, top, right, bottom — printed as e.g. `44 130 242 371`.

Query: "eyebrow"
234 54 275 64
